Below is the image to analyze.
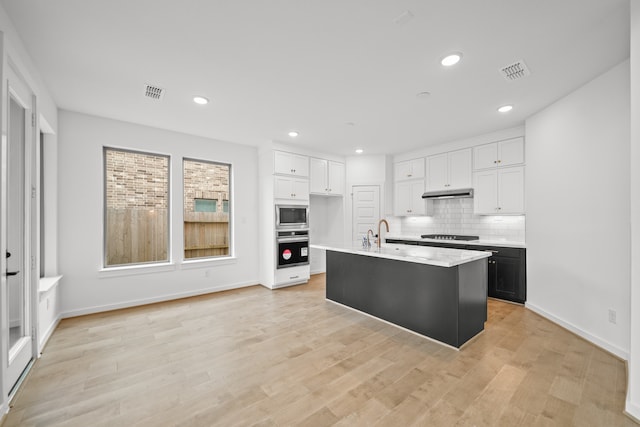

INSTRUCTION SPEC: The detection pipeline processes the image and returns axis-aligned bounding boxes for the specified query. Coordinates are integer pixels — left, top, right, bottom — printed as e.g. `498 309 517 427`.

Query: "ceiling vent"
143 84 165 100
499 60 531 81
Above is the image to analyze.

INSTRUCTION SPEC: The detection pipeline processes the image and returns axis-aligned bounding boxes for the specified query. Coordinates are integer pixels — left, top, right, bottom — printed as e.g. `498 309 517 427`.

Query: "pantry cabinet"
310 158 344 195
473 166 524 214
425 149 472 191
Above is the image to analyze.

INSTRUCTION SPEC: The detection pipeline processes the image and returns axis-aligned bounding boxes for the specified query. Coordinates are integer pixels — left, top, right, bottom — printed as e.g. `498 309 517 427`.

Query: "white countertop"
311 242 491 268
385 234 526 249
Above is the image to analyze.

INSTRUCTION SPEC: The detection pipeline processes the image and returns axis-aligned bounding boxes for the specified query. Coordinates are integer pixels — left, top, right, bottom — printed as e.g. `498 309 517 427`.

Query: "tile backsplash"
390 198 525 242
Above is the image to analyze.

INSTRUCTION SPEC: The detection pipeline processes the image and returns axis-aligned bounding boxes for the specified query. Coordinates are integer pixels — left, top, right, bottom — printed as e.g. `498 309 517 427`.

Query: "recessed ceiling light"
355 149 364 154
441 53 462 67
416 91 431 99
288 131 299 138
497 105 513 113
193 96 209 105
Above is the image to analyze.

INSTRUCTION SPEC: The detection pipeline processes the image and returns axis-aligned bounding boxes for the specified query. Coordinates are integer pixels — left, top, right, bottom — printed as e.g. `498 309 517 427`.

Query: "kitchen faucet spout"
377 219 389 248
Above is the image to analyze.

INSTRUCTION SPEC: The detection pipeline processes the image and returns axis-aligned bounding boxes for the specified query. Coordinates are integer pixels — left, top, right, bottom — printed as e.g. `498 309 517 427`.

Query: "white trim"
526 302 629 360
180 256 237 269
310 268 326 275
625 399 640 423
61 279 258 318
98 262 176 278
0 402 8 424
37 313 61 355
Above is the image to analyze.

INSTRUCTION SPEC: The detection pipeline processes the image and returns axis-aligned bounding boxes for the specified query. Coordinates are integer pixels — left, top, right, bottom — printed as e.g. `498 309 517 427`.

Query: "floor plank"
2 274 637 426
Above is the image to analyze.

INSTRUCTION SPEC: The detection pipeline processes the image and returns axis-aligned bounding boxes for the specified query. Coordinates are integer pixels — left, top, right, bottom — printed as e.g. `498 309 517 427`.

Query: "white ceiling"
1 0 630 156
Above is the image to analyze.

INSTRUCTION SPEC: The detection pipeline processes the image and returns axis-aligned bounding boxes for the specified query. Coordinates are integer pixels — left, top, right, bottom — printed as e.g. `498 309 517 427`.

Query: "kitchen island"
311 243 491 348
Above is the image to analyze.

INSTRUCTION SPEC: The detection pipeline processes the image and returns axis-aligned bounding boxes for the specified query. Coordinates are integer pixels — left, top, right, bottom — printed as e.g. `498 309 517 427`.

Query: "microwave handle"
277 237 309 243
275 206 280 225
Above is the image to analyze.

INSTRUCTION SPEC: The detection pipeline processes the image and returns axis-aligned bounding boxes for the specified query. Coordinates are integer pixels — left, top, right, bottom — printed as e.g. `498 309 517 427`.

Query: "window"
183 158 231 259
194 198 217 212
104 148 169 267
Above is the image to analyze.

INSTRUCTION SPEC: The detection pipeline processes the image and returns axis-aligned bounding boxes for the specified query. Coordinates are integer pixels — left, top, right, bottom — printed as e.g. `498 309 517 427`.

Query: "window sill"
39 275 63 295
99 262 177 278
180 256 237 270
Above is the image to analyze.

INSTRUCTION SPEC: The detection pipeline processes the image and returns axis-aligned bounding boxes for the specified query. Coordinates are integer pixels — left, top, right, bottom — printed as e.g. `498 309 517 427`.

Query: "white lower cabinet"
274 176 309 200
473 166 524 214
394 180 426 216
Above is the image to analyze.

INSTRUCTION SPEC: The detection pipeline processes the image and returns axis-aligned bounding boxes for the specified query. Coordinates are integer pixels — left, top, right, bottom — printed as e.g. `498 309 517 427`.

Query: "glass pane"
194 199 217 212
104 148 169 266
183 159 230 259
8 96 26 349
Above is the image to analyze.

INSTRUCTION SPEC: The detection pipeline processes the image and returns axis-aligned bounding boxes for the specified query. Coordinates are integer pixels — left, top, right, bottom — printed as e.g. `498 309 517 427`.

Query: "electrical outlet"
608 309 617 324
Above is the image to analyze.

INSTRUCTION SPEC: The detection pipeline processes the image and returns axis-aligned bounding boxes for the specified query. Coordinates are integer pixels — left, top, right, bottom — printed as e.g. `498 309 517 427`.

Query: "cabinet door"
309 158 328 194
291 154 309 177
425 153 448 191
274 175 293 199
497 167 524 214
473 143 498 170
292 179 310 200
394 182 413 215
498 137 524 167
395 158 424 181
448 149 472 189
473 170 498 214
493 256 522 301
410 181 426 215
328 161 345 195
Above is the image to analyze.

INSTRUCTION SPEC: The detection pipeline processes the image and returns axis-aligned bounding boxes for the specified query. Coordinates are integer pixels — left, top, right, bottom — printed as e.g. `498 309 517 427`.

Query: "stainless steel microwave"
275 204 309 229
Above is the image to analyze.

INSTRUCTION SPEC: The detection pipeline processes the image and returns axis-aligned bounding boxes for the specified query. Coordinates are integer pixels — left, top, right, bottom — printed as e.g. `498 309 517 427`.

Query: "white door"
352 185 379 240
3 65 35 394
425 153 447 191
327 162 344 195
309 158 327 194
448 149 472 189
498 166 525 213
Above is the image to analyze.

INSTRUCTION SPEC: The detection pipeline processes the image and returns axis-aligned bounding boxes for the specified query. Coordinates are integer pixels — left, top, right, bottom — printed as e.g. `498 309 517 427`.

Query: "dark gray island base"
326 250 488 348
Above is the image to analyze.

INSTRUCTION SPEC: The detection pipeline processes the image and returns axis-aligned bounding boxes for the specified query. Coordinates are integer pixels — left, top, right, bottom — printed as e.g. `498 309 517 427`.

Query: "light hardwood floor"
3 274 638 426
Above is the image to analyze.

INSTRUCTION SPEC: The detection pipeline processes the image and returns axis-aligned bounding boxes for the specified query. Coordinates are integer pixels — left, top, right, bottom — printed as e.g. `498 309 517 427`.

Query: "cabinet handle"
494 160 497 164
407 174 412 177
497 160 501 164
497 207 501 210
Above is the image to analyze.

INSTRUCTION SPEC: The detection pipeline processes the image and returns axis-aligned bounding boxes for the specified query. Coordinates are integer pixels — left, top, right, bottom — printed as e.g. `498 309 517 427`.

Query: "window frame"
102 146 171 269
182 157 233 262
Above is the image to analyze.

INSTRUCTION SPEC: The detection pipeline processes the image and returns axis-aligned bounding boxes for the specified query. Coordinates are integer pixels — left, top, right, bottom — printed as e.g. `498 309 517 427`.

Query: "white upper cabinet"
274 176 309 200
395 158 425 181
310 158 344 196
274 151 309 177
394 180 426 216
473 166 524 214
473 137 524 170
425 149 472 191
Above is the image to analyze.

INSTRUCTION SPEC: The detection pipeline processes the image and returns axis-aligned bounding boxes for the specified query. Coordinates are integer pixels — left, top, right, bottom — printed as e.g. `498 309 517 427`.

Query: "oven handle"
277 237 310 243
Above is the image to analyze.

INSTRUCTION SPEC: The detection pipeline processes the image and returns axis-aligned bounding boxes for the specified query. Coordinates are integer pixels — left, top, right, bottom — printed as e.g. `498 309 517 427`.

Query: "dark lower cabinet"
387 239 527 304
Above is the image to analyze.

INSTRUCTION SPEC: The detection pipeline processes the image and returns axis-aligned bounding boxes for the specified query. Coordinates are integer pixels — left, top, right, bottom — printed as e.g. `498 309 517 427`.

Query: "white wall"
627 1 640 420
57 111 259 316
525 60 631 359
0 2 60 415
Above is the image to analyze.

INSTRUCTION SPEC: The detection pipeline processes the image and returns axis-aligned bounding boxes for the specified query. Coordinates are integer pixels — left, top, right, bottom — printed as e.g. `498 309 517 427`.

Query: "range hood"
422 188 474 200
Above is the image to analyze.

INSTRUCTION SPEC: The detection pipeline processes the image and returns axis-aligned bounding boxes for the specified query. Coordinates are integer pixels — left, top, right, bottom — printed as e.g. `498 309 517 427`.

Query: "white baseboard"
0 401 8 424
61 280 258 318
38 314 62 355
310 268 325 275
625 399 640 423
525 302 629 360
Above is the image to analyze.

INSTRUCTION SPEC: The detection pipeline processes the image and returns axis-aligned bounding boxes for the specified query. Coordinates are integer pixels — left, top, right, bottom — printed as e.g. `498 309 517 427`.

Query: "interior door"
352 185 379 241
3 65 35 394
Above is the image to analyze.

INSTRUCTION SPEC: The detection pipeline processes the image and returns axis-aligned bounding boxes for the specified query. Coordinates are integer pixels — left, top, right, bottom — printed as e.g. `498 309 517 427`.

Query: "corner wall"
57 111 259 316
525 60 631 359
627 1 640 420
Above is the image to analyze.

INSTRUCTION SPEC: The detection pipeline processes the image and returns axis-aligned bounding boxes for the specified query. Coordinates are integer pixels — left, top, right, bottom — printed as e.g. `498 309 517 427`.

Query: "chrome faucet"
377 219 389 248
366 229 374 247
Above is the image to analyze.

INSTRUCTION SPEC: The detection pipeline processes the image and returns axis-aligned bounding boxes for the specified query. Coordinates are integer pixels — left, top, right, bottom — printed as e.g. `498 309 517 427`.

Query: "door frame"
0 57 39 401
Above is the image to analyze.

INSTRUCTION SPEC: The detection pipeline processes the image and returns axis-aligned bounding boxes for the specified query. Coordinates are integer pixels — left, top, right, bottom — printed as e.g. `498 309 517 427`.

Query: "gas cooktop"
420 234 479 241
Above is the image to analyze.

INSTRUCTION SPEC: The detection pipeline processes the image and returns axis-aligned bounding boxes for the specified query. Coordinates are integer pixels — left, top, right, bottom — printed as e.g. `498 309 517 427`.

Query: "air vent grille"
144 84 165 100
499 60 530 81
